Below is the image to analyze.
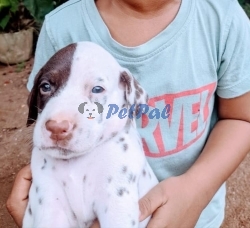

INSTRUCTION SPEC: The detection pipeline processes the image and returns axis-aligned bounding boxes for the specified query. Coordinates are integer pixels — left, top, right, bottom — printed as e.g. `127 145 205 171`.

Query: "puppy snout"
45 120 73 141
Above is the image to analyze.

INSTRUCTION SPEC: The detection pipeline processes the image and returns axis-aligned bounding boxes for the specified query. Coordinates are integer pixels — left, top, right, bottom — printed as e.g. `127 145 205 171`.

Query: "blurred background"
0 0 250 227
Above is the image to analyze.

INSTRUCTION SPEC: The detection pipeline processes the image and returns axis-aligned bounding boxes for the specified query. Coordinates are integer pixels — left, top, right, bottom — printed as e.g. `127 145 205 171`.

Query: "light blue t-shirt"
27 0 250 227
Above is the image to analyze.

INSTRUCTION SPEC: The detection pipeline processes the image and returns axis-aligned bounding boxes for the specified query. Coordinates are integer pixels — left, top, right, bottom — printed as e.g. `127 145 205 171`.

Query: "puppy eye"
93 109 95 111
40 82 51 94
92 86 104 93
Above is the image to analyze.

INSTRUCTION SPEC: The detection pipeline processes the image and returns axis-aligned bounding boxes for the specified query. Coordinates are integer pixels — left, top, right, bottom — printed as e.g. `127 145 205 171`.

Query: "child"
7 0 250 227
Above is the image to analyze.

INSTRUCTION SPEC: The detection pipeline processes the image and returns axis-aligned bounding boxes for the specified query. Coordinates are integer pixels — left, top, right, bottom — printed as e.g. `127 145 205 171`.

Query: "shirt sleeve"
216 0 250 99
26 18 57 91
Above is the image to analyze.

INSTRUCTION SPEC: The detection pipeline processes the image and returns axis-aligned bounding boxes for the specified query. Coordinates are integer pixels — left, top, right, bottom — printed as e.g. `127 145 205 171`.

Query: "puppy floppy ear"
26 69 43 127
120 70 148 108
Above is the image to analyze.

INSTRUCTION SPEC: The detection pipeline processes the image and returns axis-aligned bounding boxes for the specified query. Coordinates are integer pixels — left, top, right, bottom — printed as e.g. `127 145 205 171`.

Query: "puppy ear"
120 70 148 108
26 69 43 127
78 102 88 114
94 102 104 114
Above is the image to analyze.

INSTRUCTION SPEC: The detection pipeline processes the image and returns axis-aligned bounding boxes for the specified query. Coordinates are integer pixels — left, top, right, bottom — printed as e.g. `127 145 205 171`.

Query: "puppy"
23 42 158 228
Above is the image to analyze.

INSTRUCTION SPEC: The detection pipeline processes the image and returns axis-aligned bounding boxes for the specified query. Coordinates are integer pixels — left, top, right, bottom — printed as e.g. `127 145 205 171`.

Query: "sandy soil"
0 60 249 228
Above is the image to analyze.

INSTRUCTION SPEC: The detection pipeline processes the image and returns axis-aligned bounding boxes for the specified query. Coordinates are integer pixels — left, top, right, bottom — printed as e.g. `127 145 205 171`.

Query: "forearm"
185 119 250 208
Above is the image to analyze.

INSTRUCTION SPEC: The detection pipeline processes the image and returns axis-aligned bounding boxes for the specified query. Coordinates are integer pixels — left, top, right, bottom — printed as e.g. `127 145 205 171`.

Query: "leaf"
0 13 10 30
0 0 11 11
23 0 54 24
243 3 250 18
9 0 19 13
239 0 245 6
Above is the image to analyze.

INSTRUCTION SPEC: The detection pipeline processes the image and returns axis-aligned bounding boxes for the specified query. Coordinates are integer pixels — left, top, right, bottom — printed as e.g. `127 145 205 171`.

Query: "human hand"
139 175 205 228
6 165 32 228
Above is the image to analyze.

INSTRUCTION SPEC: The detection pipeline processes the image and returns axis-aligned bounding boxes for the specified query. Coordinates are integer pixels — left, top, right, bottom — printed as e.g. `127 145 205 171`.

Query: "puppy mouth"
87 116 95 119
41 146 75 156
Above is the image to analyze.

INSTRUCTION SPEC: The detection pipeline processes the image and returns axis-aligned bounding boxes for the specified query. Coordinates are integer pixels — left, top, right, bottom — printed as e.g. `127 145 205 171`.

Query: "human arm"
139 91 250 227
139 2 250 226
6 165 32 228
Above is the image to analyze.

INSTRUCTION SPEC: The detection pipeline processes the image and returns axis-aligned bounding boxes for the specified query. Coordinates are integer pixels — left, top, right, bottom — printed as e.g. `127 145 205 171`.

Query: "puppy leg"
22 182 74 228
23 150 76 227
96 190 140 228
23 203 34 228
138 163 159 228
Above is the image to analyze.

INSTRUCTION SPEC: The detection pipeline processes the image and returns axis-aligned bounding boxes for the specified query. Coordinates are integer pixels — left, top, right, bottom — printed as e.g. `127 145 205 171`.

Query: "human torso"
27 0 249 226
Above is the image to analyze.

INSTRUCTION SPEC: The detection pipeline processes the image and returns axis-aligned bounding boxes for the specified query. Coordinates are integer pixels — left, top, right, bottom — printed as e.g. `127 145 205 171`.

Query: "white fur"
23 42 158 228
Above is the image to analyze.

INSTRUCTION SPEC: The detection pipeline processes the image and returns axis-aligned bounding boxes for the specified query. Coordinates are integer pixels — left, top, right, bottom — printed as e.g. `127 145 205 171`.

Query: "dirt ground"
0 59 249 228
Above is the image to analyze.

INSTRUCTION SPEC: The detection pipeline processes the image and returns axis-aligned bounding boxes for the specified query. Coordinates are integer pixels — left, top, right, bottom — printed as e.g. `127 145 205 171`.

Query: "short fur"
23 42 158 228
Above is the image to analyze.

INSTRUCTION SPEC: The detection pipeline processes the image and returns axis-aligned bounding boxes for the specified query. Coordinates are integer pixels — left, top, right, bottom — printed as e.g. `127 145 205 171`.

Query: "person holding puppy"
6 0 250 227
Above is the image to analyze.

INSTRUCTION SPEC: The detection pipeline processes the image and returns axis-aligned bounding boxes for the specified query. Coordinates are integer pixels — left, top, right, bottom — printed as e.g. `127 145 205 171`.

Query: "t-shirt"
27 0 250 227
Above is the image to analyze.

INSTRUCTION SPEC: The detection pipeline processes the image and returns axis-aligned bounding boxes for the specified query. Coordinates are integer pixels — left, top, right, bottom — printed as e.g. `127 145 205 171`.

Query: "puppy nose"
45 120 72 140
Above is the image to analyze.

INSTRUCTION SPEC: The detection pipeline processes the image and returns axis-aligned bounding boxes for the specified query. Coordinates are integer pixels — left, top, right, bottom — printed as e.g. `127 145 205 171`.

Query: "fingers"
11 165 32 200
146 204 169 228
139 182 168 222
6 165 32 227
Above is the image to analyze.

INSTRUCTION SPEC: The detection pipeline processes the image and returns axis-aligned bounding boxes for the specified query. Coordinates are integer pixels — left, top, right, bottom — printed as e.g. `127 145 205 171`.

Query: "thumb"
139 183 167 221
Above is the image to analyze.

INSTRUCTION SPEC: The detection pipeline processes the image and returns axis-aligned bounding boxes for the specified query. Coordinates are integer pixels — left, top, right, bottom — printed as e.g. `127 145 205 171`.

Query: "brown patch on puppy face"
27 43 77 126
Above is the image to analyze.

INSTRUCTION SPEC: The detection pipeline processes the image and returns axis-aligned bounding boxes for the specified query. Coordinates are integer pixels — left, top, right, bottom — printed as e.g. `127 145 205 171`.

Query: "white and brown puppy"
23 42 158 228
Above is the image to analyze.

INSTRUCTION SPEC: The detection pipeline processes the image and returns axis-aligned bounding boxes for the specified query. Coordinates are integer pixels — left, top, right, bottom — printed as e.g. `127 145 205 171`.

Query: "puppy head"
28 42 148 158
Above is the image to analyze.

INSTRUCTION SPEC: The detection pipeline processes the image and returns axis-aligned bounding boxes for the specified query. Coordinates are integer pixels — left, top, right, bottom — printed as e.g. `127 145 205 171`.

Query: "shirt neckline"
82 0 194 62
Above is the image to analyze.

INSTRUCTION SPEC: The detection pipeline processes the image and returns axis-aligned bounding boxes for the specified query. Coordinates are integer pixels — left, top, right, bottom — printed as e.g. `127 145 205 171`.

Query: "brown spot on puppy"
27 43 77 126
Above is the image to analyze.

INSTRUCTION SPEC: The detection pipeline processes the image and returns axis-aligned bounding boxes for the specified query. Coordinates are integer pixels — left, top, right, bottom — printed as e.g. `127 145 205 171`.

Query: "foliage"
239 0 250 18
243 3 250 18
0 0 67 33
0 0 34 32
23 0 67 26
